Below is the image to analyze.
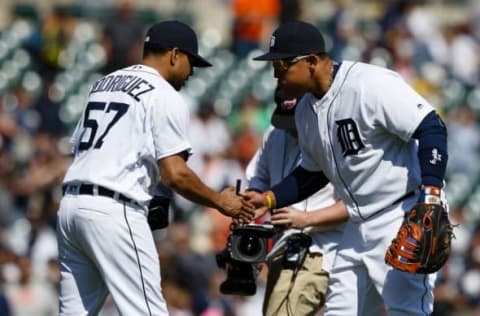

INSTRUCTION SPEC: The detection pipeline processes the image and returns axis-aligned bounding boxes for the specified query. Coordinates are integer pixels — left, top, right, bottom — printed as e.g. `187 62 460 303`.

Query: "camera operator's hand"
253 207 270 220
271 208 308 229
218 187 255 222
231 216 253 225
243 190 275 219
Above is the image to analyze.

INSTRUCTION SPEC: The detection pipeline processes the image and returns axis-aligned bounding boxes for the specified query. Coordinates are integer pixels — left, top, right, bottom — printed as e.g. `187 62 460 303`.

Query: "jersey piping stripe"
421 274 429 316
324 63 365 219
123 203 153 316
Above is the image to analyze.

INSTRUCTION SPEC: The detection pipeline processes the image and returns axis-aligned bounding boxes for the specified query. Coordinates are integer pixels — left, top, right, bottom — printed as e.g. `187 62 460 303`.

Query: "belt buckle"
92 185 99 196
66 184 80 195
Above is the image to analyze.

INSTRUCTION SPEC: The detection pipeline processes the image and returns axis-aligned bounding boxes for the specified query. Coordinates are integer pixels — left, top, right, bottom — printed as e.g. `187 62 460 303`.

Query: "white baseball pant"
57 194 168 315
325 197 437 316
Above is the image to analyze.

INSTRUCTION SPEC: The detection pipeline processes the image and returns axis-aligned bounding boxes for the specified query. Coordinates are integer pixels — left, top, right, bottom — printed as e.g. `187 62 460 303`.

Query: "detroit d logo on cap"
269 36 275 48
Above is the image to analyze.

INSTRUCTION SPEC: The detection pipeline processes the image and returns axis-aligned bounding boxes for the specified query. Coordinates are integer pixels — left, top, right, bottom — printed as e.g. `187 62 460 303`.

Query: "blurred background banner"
0 0 478 315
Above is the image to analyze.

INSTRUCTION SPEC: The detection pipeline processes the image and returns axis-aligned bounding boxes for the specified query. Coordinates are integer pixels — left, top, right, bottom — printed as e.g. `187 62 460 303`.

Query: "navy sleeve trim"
271 166 329 208
412 111 448 188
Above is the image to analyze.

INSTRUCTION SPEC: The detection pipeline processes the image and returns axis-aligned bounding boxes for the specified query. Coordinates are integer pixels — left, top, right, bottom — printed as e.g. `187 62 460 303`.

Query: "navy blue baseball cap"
271 86 299 130
253 21 326 61
145 20 212 67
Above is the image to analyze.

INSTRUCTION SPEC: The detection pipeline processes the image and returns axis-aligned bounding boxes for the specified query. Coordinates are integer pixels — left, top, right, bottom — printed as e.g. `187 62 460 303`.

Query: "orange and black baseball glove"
385 186 454 274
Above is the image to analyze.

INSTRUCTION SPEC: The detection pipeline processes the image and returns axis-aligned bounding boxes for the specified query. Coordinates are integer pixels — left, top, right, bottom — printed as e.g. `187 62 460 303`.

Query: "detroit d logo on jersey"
336 118 364 157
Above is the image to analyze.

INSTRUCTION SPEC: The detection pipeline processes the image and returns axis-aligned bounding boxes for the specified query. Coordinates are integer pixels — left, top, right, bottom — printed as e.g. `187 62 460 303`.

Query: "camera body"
230 223 276 263
216 223 277 296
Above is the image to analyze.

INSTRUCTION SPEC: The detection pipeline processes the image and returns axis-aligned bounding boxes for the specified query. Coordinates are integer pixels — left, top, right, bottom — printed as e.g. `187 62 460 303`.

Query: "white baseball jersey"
58 64 192 315
63 64 192 204
246 126 344 272
293 61 439 315
296 61 434 221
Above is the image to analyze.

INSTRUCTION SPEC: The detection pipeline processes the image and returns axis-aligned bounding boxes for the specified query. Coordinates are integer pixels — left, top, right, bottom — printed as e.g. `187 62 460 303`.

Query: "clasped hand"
218 187 256 222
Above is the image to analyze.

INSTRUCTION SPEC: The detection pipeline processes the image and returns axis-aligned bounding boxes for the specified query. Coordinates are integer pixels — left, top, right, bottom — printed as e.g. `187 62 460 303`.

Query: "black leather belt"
62 183 136 204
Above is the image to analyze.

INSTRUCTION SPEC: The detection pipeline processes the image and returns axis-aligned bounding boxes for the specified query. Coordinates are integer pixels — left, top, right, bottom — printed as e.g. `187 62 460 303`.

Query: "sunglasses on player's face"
272 55 310 72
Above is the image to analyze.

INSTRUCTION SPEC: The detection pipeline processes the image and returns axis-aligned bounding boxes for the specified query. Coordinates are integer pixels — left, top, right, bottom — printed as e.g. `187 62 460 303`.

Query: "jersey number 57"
79 101 129 151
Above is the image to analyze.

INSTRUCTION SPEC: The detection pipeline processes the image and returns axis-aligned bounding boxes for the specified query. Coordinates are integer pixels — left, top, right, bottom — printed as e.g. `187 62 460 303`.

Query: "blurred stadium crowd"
0 0 479 315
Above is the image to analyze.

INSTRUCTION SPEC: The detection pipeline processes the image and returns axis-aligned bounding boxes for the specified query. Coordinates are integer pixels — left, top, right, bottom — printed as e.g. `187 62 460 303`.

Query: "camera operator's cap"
271 86 299 130
145 20 212 67
253 21 326 61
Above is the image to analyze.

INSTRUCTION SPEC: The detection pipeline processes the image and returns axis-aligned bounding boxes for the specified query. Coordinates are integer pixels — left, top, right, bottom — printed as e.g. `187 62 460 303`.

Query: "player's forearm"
159 155 223 209
165 168 223 209
303 201 348 227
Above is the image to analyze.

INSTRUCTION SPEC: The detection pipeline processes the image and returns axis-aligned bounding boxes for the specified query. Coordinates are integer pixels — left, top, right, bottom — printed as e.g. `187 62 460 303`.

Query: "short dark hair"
316 52 330 59
142 43 170 59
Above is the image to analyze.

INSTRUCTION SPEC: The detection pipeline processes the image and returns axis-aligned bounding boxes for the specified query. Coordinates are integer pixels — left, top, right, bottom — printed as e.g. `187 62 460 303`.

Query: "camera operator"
245 86 348 316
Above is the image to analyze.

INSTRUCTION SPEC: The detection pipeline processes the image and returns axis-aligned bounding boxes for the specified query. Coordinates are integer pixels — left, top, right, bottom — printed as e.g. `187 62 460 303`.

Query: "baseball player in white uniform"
246 88 347 316
57 21 254 316
246 21 449 315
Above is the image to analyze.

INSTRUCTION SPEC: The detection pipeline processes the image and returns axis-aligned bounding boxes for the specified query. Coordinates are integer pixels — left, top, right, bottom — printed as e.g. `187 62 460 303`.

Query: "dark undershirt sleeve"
270 165 330 208
412 111 448 188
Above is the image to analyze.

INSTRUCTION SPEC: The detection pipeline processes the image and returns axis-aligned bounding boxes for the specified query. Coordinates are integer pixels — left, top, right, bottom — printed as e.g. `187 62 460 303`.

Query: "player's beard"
165 68 188 90
169 77 186 91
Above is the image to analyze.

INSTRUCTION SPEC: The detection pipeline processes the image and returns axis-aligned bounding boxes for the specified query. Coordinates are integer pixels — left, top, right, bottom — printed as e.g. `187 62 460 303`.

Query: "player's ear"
306 55 317 76
305 54 319 73
306 54 317 65
169 48 179 66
